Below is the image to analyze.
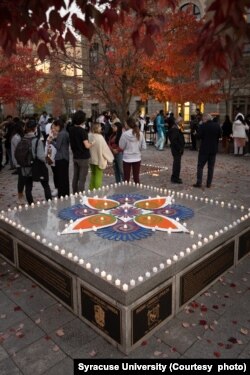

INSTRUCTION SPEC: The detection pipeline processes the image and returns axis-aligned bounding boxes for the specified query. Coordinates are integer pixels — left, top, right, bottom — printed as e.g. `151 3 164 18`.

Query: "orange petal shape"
134 197 170 210
134 214 188 232
86 197 120 210
61 214 117 234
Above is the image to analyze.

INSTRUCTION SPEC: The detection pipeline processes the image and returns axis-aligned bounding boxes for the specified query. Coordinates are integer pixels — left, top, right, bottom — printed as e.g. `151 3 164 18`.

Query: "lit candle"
192 244 197 250
73 255 78 262
153 267 158 273
130 279 135 286
123 284 128 291
198 241 202 247
86 262 91 269
145 271 151 278
138 276 143 282
180 251 185 257
36 235 41 241
209 234 214 240
186 247 191 254
173 254 178 261
147 216 151 220
68 252 72 258
61 249 66 255
190 230 194 237
123 224 127 229
159 263 164 269
101 270 106 277
115 279 121 286
107 274 112 281
203 237 208 243
166 259 172 265
215 231 219 236
42 238 46 244
79 259 84 265
198 233 202 239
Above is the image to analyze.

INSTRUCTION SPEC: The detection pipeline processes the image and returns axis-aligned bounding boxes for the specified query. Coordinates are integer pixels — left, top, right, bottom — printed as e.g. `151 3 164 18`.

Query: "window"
89 43 99 65
180 3 201 19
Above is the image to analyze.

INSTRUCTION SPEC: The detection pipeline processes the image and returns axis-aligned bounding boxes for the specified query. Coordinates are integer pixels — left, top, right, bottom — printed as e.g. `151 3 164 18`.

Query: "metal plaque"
18 244 73 307
238 230 250 260
132 285 172 345
0 231 14 263
180 241 235 305
81 287 121 344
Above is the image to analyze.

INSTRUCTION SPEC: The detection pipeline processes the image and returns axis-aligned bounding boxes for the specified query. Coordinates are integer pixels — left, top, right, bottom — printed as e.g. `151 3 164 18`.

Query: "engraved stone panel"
238 230 250 260
18 244 73 307
0 231 14 263
81 286 121 344
132 285 172 345
180 241 235 305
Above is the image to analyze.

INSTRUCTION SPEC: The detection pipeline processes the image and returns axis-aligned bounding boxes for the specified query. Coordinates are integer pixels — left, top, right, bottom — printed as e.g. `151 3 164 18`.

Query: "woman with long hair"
119 117 146 184
89 122 114 190
108 122 124 183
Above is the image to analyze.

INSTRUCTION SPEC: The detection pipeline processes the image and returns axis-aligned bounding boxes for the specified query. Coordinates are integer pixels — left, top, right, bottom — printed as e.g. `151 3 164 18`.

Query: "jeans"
72 158 89 193
113 152 123 183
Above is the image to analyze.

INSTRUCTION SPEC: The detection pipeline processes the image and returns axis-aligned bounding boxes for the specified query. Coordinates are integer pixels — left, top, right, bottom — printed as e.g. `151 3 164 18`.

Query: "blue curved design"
58 204 96 221
96 220 153 241
153 204 194 220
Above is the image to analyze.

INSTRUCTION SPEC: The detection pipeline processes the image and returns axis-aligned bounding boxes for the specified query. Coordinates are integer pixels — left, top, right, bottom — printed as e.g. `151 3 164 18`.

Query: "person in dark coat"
168 118 185 184
193 113 221 188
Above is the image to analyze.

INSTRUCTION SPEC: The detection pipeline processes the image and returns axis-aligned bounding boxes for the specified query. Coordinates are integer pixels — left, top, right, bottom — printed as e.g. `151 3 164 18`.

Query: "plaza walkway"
0 145 249 374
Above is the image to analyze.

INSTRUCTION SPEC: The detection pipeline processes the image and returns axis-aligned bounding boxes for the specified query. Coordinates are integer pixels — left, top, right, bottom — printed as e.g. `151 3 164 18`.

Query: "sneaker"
51 189 58 197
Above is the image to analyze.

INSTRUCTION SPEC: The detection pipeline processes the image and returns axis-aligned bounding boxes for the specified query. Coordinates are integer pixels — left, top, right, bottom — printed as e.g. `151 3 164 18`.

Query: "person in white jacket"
232 114 249 155
89 122 114 190
119 117 146 184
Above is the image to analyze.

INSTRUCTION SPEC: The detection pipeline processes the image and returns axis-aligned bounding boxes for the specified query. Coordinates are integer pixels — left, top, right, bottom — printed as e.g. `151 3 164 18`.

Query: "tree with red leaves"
144 10 222 104
1 0 248 78
0 46 50 115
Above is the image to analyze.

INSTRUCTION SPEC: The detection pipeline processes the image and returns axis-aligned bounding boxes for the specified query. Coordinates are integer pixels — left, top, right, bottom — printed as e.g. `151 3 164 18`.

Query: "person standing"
69 110 94 194
119 117 146 184
221 115 233 154
232 114 248 156
168 120 185 184
89 122 114 190
193 113 221 188
51 119 70 197
20 120 52 204
108 122 124 183
155 110 165 151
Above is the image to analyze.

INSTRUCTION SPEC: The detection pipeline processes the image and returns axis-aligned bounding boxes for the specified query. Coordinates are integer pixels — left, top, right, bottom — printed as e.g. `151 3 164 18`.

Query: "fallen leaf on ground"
154 351 162 356
240 328 248 335
89 350 97 357
35 318 41 324
182 322 190 328
214 351 221 358
52 345 60 352
56 329 65 337
0 314 6 319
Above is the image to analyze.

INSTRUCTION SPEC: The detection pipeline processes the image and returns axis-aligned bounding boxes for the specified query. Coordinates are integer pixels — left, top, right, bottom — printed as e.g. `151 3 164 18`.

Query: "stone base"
0 184 249 353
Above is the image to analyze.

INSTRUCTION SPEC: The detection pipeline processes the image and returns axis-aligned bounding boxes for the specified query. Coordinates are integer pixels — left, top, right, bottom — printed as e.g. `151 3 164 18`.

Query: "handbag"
32 138 49 182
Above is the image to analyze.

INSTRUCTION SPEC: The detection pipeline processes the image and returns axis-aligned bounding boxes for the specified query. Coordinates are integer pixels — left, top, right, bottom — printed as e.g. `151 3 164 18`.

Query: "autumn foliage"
0 46 51 114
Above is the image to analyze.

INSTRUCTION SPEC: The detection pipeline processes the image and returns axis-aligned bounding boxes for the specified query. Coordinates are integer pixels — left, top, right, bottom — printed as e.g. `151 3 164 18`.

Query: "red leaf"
14 306 21 312
225 344 233 349
199 320 207 326
218 342 224 347
44 335 51 341
212 305 219 309
141 340 148 346
214 351 221 358
200 305 208 312
230 283 236 287
190 301 199 308
141 34 156 56
232 320 237 325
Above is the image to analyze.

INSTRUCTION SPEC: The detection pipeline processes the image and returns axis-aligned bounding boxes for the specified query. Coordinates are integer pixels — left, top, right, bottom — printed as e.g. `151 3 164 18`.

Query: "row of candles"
1 210 249 291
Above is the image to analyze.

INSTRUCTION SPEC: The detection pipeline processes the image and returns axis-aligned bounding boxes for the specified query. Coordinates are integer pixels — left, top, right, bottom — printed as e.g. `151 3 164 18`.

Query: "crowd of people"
0 108 249 206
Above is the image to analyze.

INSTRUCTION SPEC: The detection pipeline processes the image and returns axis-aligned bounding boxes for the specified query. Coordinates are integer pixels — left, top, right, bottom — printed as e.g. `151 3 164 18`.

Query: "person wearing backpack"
16 120 52 205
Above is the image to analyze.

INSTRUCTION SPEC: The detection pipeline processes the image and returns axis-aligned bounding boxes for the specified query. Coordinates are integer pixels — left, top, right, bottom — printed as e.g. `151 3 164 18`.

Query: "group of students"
1 110 148 205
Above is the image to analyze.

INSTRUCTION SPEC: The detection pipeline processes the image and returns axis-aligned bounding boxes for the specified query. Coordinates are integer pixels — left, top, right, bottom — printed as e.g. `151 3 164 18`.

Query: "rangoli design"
58 193 194 241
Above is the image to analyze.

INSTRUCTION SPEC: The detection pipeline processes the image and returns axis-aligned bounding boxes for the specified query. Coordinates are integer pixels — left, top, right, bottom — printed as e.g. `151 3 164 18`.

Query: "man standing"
193 113 221 188
68 110 94 194
168 118 185 184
